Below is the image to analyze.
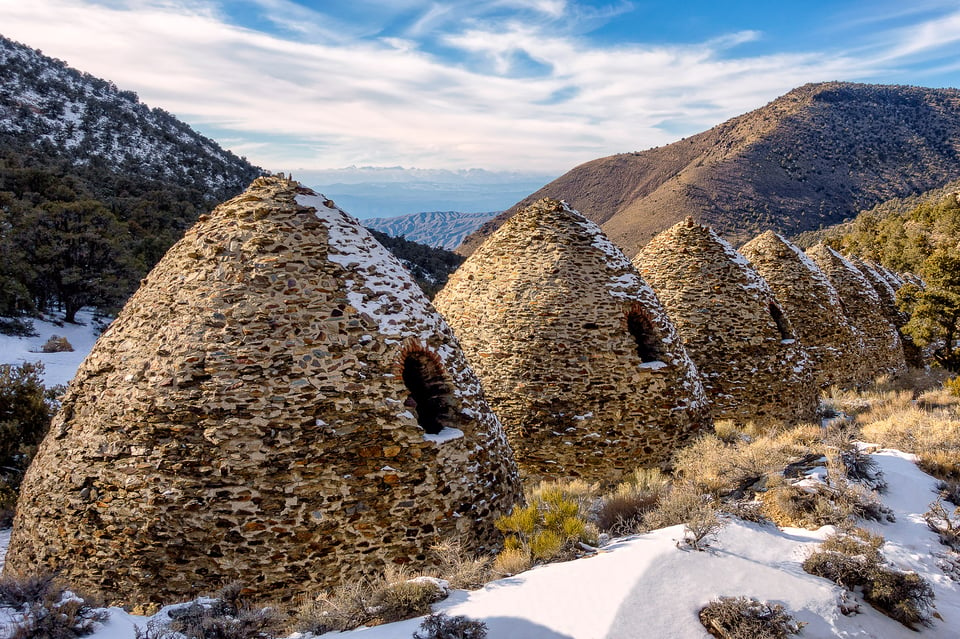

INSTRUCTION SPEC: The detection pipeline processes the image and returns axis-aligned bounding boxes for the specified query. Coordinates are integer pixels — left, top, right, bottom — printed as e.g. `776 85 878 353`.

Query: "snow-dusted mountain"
0 34 261 201
364 210 498 249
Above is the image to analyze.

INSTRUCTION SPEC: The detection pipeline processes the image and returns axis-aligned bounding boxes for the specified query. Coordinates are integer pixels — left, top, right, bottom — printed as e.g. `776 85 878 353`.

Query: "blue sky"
2 0 960 175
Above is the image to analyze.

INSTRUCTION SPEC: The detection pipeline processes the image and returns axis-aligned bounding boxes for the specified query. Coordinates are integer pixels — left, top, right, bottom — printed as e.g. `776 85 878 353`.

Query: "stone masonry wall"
740 231 863 389
635 218 818 426
850 256 923 367
434 199 711 485
806 244 906 381
6 177 521 608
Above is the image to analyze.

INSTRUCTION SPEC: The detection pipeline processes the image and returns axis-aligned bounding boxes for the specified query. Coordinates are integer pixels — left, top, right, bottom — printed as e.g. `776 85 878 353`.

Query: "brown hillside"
459 82 960 257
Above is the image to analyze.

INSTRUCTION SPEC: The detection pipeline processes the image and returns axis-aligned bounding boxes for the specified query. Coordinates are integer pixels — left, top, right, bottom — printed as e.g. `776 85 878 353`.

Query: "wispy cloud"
0 0 957 173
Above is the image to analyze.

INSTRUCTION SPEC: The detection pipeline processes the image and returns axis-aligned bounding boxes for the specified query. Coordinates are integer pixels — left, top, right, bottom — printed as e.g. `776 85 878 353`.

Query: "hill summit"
460 82 960 256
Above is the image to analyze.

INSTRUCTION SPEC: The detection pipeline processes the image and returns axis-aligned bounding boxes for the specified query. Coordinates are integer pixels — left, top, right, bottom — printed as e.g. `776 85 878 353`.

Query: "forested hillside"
811 181 960 371
367 229 464 298
0 35 265 324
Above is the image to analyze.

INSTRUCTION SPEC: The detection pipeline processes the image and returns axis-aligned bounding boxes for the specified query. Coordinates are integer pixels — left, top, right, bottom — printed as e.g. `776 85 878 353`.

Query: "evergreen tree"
898 249 960 371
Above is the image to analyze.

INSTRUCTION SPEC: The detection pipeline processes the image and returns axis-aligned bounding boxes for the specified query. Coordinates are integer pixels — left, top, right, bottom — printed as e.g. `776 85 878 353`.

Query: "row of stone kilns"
4 177 914 611
436 203 912 483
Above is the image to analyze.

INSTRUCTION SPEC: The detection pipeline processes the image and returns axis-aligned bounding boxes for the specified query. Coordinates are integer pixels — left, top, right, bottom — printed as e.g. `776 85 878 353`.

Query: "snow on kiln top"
637 217 773 297
296 191 447 341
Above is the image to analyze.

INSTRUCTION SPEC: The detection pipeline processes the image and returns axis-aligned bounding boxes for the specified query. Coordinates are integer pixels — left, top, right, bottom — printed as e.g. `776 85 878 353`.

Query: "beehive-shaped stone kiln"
433 198 710 483
740 231 863 389
850 257 905 328
806 244 906 380
849 256 922 367
872 261 906 291
5 177 522 607
634 218 818 425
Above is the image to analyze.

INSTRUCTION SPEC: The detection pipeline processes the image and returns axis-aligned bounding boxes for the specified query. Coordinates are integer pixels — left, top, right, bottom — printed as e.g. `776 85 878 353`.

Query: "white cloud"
0 0 956 173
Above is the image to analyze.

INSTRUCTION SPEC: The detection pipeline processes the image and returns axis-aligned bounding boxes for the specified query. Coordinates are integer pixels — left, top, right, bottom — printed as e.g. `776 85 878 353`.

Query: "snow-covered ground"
0 448 957 638
0 309 105 387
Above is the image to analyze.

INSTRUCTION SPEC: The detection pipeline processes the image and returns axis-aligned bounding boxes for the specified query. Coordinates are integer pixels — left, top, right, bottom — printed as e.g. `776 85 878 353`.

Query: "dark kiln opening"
627 305 665 363
401 350 451 435
769 302 792 340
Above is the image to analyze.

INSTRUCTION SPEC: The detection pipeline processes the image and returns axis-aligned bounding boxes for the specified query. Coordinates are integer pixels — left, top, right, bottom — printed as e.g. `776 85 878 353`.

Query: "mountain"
794 175 960 256
459 82 960 257
296 167 554 219
0 35 260 200
366 229 465 298
364 210 498 249
0 34 264 322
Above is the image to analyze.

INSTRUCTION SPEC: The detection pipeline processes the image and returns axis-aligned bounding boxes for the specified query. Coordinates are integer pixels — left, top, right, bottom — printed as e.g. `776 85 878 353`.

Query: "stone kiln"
433 199 710 484
5 177 521 607
805 244 906 381
849 256 922 367
634 218 818 425
740 231 863 389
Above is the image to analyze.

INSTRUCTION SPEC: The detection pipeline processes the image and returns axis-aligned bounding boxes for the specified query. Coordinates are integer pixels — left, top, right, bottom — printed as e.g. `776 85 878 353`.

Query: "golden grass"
672 426 825 497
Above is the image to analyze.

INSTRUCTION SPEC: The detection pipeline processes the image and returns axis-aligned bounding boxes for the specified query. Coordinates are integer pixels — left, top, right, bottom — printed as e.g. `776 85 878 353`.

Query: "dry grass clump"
40 334 73 353
0 573 107 639
860 404 960 480
673 427 823 498
595 468 670 534
641 480 724 549
493 479 598 575
699 596 804 639
759 476 891 530
803 528 934 629
295 569 447 635
821 367 948 422
925 499 960 551
413 613 488 639
429 539 493 591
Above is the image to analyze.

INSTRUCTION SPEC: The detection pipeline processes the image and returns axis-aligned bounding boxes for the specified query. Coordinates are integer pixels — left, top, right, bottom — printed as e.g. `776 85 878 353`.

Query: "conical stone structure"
634 219 818 425
806 244 906 381
850 257 905 328
871 261 906 291
850 256 922 367
434 199 710 484
740 231 863 389
5 177 521 608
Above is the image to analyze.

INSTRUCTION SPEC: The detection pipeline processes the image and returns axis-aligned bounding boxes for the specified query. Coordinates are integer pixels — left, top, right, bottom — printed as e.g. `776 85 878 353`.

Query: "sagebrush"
699 596 804 639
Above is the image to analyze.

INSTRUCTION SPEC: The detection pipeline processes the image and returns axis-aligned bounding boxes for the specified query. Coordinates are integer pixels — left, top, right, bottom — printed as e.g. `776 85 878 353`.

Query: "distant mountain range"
298 167 553 219
364 210 498 249
460 82 960 256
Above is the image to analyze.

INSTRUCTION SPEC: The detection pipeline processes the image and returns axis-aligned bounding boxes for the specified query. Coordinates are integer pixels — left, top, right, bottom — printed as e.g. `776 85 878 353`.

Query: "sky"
2 0 960 176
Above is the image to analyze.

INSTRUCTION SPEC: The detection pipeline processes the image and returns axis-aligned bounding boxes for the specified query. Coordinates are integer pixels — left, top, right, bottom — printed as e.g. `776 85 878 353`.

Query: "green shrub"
699 596 804 638
494 480 597 573
945 376 960 398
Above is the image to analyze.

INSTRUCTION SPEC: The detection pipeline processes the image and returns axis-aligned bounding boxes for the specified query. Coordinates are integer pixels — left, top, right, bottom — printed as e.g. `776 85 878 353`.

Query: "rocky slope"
364 210 497 249
0 34 261 201
460 82 960 256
